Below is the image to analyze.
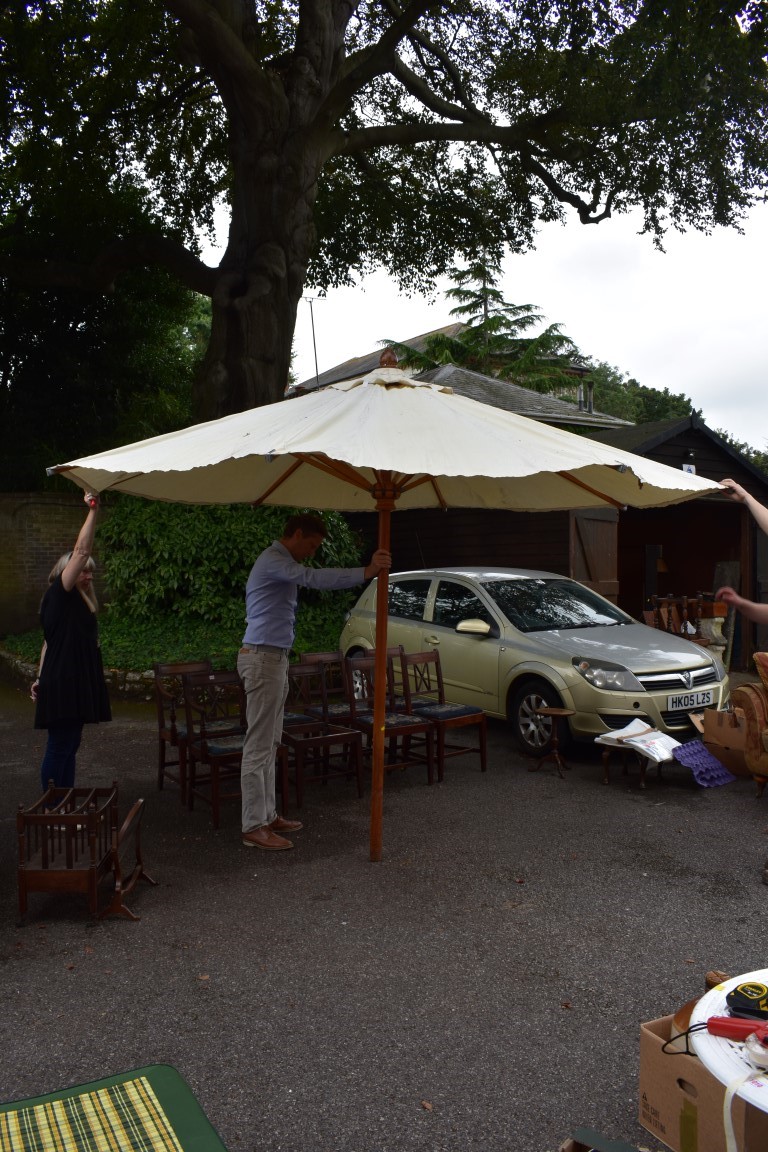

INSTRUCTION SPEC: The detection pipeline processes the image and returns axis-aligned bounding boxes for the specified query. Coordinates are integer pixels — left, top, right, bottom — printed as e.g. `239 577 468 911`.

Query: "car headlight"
709 652 726 682
572 657 644 692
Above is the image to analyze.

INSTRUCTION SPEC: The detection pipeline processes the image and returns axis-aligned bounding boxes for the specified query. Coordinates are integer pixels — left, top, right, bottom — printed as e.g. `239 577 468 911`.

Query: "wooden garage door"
570 509 619 601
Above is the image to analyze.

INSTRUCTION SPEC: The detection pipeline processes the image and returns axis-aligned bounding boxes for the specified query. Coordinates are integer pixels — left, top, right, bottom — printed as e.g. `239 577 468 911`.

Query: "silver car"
339 567 730 756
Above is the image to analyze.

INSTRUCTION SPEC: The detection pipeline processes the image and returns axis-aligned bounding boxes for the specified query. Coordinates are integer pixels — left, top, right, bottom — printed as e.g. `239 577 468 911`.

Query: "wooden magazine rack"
16 782 155 923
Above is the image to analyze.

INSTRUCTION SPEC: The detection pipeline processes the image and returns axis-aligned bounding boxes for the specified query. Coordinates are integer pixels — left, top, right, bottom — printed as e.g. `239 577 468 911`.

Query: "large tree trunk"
194 126 322 421
188 1 347 422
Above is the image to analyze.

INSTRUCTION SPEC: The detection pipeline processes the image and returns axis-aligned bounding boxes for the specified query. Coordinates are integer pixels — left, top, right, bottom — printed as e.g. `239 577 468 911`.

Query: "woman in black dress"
31 491 111 790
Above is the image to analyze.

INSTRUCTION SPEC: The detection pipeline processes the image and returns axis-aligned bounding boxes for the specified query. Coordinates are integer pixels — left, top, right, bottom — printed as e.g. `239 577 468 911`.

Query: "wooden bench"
16 783 156 923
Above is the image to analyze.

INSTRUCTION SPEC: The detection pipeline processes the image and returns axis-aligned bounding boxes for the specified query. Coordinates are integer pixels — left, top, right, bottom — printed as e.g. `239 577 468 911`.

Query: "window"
433 581 495 629
484 578 629 632
388 579 431 621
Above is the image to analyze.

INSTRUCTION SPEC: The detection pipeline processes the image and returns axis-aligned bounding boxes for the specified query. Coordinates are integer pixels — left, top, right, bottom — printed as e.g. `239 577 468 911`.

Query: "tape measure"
725 981 768 1021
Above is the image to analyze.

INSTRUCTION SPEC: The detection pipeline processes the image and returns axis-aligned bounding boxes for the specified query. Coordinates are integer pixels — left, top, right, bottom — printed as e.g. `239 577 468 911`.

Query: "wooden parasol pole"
370 478 394 862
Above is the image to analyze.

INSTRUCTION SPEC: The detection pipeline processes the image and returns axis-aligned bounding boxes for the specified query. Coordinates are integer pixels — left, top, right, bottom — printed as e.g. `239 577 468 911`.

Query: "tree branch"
519 152 617 223
390 55 482 124
319 0 447 122
339 119 533 151
165 0 277 113
337 118 620 223
0 236 219 296
382 0 485 120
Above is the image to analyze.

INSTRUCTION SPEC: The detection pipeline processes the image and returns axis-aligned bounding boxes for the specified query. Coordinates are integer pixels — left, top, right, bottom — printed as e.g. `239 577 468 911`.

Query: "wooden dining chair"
153 660 212 802
344 652 435 784
279 721 364 810
279 661 364 808
298 651 358 725
183 670 246 828
398 650 488 781
283 661 317 727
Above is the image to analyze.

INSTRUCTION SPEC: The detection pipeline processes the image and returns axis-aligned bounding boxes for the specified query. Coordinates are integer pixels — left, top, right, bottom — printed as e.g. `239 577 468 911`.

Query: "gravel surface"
1 671 766 1152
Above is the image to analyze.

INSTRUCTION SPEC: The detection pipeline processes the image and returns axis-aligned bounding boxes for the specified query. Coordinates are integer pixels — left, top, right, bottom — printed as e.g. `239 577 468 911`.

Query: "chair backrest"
182 670 245 743
285 661 325 714
344 652 401 718
301 650 343 664
650 595 703 638
400 650 445 708
300 650 346 702
154 660 212 738
372 645 406 700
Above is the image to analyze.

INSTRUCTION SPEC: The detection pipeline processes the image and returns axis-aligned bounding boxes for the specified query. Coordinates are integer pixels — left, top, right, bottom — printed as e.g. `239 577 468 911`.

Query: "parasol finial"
379 348 398 368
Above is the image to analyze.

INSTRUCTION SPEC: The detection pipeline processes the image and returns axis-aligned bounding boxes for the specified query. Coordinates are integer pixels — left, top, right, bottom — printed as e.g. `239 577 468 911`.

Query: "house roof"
414 364 632 429
588 413 768 489
295 326 632 429
296 324 465 392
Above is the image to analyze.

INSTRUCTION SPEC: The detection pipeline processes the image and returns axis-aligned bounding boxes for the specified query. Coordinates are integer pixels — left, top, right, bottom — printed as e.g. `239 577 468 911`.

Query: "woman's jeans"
40 721 84 791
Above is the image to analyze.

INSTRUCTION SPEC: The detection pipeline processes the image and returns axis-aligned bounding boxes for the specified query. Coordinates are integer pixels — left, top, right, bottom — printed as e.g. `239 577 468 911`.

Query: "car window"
433 581 496 629
388 579 432 621
483 578 631 632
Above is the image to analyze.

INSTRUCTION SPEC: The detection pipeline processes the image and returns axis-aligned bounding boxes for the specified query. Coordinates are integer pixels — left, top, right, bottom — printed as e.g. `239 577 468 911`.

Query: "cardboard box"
704 740 749 777
639 1015 768 1152
689 708 749 777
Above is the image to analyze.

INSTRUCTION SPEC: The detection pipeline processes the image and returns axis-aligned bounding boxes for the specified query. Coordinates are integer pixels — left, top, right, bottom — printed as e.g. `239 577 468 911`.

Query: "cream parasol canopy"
49 363 722 860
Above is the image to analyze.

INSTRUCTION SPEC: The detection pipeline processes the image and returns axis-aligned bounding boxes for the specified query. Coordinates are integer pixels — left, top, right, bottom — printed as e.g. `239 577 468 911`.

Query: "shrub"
1 498 366 671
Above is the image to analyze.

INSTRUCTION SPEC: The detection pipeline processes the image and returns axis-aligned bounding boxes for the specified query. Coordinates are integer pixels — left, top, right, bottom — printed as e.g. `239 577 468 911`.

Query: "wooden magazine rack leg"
100 798 157 921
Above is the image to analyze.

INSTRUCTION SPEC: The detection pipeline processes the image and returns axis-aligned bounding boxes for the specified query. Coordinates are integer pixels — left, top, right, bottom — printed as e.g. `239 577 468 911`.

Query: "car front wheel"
508 679 568 758
345 648 368 699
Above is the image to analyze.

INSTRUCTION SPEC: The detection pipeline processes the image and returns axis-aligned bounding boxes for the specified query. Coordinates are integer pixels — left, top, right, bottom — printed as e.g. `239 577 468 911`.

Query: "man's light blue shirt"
242 540 366 648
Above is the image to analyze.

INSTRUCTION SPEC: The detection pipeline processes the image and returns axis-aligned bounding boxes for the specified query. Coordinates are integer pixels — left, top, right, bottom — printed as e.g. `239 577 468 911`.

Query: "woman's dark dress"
34 576 111 728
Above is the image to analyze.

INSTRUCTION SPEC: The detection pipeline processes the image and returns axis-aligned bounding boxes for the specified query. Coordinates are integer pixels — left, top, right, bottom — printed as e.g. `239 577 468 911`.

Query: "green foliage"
713 432 768 477
386 255 581 392
587 360 696 422
90 496 363 663
3 1 768 415
4 617 239 672
5 496 365 672
2 627 43 666
0 176 207 490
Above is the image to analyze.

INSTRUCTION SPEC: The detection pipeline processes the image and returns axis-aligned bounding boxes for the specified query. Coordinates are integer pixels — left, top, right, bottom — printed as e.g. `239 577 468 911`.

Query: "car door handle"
424 634 440 645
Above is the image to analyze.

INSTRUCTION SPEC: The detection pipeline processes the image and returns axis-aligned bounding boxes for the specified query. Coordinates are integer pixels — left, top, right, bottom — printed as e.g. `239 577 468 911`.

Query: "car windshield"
483 578 632 633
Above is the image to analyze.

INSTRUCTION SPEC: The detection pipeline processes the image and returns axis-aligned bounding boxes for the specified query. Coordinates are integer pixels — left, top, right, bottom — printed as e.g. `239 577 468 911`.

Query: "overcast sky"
284 201 768 453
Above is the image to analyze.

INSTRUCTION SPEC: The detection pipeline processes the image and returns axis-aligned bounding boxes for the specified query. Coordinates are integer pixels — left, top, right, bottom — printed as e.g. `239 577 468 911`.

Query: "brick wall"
0 493 100 637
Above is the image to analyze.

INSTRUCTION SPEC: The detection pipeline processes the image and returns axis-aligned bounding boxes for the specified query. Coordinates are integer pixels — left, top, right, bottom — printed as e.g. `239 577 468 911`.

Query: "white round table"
689 968 768 1113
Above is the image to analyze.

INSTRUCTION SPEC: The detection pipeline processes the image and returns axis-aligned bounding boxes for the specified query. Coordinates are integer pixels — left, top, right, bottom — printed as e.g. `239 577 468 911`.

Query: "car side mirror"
455 618 492 637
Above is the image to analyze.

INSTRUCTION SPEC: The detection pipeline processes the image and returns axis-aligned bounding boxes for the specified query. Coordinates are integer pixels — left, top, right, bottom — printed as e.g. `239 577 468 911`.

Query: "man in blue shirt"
238 513 391 850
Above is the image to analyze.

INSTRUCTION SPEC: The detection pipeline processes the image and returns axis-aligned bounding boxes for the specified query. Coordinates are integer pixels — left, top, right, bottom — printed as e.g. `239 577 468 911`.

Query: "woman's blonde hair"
48 553 99 611
49 552 95 582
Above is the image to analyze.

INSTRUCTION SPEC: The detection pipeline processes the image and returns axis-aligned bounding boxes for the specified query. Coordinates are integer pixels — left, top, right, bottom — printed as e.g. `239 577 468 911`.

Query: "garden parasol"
48 360 722 860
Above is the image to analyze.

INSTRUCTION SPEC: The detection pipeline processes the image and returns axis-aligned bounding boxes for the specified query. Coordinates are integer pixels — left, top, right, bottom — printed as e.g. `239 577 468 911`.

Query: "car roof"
389 567 566 581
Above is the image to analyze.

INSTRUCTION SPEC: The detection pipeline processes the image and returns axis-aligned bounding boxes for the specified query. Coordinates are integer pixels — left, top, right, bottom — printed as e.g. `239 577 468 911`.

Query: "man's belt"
240 644 290 655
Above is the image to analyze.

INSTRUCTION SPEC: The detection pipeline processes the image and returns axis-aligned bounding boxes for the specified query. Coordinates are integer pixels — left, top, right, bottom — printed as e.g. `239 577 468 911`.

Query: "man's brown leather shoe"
269 816 303 832
242 827 293 850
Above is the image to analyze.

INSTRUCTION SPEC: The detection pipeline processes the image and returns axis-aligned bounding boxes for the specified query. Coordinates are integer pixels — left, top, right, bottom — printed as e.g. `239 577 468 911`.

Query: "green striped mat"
1 1078 187 1152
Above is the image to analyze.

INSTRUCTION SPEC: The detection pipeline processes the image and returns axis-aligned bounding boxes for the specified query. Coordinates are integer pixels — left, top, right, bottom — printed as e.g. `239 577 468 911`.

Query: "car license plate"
666 689 714 711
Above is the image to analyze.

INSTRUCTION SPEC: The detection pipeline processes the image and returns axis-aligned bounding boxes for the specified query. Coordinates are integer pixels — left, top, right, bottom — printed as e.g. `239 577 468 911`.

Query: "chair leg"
353 739 364 797
436 727 446 783
178 742 188 806
187 759 196 811
295 746 305 809
277 747 290 816
158 738 166 791
211 765 220 829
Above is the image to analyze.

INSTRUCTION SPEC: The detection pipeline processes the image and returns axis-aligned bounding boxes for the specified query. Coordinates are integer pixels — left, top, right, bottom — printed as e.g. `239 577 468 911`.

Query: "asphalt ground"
1 667 767 1152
